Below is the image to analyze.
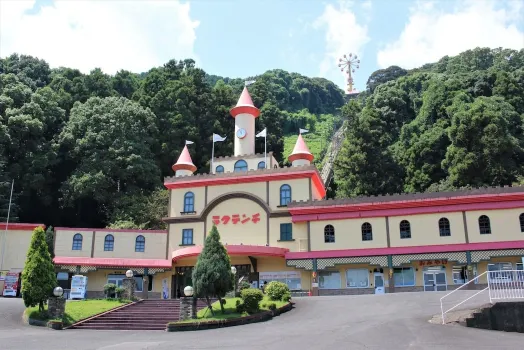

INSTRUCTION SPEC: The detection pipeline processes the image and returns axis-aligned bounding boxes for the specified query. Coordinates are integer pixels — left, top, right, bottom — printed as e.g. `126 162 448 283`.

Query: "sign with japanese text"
212 213 261 225
419 259 448 266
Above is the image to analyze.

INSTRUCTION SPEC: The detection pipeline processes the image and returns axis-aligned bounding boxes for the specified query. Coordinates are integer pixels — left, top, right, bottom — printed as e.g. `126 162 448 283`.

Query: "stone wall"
466 302 524 332
47 297 66 319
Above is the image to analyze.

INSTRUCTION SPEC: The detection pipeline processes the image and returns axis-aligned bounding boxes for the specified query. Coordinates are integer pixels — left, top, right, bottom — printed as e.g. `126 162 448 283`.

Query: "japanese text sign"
212 213 260 225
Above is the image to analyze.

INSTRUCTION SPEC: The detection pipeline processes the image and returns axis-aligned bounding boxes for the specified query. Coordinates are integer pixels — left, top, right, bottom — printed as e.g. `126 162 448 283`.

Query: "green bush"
104 283 117 297
239 280 251 291
268 303 277 311
236 303 245 313
240 288 263 314
115 287 125 298
281 292 291 302
265 281 290 301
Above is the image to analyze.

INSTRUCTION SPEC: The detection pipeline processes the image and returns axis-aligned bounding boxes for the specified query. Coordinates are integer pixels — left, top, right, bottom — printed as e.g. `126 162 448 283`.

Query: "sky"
0 0 523 92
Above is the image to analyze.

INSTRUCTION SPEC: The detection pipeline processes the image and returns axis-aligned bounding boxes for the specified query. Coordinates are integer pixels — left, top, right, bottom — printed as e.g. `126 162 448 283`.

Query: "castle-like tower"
229 87 260 156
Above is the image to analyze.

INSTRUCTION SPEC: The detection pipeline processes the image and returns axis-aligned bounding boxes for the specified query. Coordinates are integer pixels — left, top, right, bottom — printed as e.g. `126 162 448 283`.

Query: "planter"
47 321 63 330
166 302 293 332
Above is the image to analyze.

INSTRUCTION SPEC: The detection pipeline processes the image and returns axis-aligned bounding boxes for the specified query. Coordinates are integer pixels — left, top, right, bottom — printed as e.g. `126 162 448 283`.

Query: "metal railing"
440 270 524 324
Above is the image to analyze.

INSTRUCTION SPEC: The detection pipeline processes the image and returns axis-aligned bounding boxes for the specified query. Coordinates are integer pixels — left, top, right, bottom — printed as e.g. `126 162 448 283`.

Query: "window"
346 269 369 288
439 217 451 237
215 165 224 173
280 184 291 206
183 192 194 213
318 271 341 289
393 267 415 287
478 215 491 234
280 223 293 241
361 222 373 241
259 271 301 290
104 234 114 251
134 275 154 292
107 275 152 293
324 225 335 243
182 229 193 245
257 161 266 169
400 220 411 239
135 235 145 252
520 213 524 232
72 233 83 250
487 262 513 282
234 160 248 172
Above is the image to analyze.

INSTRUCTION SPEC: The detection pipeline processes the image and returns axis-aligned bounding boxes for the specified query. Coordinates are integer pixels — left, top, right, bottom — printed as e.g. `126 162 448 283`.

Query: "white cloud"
314 1 370 92
377 0 524 69
0 0 200 74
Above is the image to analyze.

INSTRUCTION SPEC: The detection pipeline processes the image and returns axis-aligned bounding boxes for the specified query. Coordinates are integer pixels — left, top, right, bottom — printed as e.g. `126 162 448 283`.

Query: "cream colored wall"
0 229 34 272
475 256 522 284
268 178 310 210
310 217 388 251
389 212 466 247
467 208 524 243
83 269 172 293
205 198 268 246
169 222 205 252
213 155 270 173
93 231 166 259
169 187 206 217
269 218 308 252
54 229 93 257
207 182 266 204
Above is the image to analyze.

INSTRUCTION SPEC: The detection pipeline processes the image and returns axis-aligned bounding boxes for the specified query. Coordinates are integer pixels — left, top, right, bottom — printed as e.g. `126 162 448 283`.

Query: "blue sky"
1 0 523 92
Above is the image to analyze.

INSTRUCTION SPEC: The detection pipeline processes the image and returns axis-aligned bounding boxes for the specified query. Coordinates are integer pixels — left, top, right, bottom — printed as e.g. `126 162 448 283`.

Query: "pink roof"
54 256 172 268
288 134 314 162
230 87 260 118
172 244 289 262
172 145 197 173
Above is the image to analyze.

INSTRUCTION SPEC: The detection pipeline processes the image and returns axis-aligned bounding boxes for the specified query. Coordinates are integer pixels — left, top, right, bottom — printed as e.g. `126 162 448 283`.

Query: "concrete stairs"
70 299 210 330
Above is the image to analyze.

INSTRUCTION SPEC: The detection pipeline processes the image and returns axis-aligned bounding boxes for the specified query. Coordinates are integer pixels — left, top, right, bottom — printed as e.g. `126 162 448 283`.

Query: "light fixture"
231 266 237 274
126 270 134 278
184 286 194 297
53 286 64 297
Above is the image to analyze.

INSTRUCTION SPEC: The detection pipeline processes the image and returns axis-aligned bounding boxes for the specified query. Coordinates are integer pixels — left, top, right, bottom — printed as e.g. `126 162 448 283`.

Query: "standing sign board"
70 275 88 299
2 272 20 297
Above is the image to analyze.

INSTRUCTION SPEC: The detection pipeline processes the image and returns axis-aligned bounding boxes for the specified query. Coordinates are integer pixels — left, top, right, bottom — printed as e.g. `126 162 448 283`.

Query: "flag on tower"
213 134 227 142
256 128 267 138
299 128 309 134
211 133 227 173
185 140 194 145
245 80 256 86
256 128 268 169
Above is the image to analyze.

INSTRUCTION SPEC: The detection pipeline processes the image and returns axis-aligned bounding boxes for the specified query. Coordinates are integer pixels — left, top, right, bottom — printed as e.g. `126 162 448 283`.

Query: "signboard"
419 259 448 266
2 272 20 297
259 271 301 280
162 278 169 299
0 270 8 281
212 213 261 225
70 275 88 299
312 282 319 288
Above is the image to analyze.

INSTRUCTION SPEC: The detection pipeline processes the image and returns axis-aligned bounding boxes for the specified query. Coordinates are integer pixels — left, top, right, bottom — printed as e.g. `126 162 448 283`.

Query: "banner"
162 278 169 299
0 270 8 281
2 272 20 297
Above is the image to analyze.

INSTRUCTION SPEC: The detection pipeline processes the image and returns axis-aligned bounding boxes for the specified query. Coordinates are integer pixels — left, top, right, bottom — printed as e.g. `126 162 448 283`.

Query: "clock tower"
230 87 260 156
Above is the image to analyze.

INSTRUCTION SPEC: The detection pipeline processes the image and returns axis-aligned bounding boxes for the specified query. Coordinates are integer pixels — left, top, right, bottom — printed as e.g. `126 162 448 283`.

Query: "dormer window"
215 165 224 173
234 160 248 172
257 161 266 169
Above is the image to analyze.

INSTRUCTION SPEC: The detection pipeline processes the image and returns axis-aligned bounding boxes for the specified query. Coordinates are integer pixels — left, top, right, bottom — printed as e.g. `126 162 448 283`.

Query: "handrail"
440 271 488 324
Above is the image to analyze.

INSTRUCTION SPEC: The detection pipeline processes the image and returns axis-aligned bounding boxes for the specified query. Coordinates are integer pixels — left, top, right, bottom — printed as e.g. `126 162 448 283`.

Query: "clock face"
236 128 247 139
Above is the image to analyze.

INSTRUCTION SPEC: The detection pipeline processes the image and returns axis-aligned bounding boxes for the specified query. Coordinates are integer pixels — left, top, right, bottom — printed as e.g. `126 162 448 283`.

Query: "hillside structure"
2 87 524 298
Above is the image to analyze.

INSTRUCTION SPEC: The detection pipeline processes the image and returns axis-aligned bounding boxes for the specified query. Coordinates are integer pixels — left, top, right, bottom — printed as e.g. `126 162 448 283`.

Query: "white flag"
299 128 309 134
256 128 267 138
245 80 256 86
185 140 194 145
213 133 227 142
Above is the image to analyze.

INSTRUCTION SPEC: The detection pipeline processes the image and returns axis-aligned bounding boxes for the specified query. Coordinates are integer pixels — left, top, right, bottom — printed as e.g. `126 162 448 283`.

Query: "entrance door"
423 271 447 291
374 272 385 294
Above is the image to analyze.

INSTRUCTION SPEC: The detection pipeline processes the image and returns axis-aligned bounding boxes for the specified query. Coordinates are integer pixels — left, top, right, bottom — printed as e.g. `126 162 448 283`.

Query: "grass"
26 298 130 326
176 296 289 324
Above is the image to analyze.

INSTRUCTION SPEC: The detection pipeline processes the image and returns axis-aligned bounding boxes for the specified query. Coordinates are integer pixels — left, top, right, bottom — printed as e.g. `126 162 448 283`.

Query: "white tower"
230 87 260 156
171 145 197 177
288 133 314 167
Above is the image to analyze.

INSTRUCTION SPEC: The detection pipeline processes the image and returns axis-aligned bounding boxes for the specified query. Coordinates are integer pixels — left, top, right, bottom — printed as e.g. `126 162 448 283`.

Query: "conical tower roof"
288 134 314 163
172 145 197 173
230 87 260 118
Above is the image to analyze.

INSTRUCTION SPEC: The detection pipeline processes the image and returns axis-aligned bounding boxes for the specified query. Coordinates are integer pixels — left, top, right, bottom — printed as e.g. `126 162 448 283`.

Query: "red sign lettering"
212 213 261 225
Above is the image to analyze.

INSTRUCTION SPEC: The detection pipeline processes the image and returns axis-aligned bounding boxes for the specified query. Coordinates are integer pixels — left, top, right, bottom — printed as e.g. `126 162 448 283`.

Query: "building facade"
2 87 524 298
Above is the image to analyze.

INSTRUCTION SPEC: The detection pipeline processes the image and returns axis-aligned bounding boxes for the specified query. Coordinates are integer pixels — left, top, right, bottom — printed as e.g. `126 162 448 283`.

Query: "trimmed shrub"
268 303 277 311
236 303 245 313
240 288 263 314
239 280 251 292
104 283 117 297
265 281 290 301
281 292 291 302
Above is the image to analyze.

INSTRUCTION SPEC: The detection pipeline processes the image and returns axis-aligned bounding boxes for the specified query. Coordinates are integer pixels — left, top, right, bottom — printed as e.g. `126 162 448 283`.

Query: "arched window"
439 217 451 237
72 233 83 250
361 222 373 241
215 165 224 173
324 225 335 243
104 234 114 251
479 215 491 234
280 184 292 206
257 161 266 169
520 213 524 232
234 160 248 172
135 235 145 252
400 220 411 239
184 192 194 213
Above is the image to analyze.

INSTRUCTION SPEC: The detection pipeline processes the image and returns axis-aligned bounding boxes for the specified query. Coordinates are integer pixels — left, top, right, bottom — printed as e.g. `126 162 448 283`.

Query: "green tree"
192 225 233 315
21 226 57 312
45 226 54 258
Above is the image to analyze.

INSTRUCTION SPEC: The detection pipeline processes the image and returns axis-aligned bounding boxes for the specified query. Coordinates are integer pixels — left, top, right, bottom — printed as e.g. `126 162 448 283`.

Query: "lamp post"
179 286 195 320
123 270 135 300
231 266 238 297
338 53 360 94
49 286 65 320
53 286 64 297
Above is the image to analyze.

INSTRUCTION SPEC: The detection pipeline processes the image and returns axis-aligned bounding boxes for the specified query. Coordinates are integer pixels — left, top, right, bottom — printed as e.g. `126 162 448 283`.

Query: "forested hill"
334 47 524 198
0 55 345 228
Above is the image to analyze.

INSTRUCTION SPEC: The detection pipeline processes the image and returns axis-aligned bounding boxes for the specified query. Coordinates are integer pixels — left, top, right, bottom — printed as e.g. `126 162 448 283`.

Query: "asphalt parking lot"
0 292 523 350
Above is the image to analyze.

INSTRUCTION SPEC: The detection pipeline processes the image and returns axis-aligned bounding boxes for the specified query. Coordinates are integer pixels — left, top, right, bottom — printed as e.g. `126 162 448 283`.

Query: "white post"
0 180 14 271
211 141 215 174
264 134 267 169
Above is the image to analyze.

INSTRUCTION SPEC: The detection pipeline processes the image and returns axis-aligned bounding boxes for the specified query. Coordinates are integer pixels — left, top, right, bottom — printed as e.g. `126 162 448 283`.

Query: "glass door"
374 273 385 294
435 272 447 291
423 272 436 291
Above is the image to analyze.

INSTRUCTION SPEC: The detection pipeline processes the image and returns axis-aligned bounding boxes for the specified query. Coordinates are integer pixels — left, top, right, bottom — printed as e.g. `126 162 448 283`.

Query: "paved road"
0 292 523 350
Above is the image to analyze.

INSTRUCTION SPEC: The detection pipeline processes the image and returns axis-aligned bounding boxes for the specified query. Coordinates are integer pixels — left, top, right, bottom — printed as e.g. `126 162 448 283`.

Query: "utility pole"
0 180 14 271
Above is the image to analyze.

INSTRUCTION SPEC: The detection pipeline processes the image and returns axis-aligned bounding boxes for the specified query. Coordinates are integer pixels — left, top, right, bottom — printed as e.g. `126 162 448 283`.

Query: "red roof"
288 134 314 162
54 256 172 268
0 223 45 231
230 87 260 118
172 244 289 262
172 145 197 173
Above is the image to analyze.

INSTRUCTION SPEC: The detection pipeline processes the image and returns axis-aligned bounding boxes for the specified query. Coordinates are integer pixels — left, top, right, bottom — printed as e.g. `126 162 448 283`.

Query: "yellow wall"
0 229 34 272
169 222 205 252
310 217 388 251
213 154 279 173
92 231 167 259
207 182 266 204
81 269 172 294
467 208 524 243
269 218 308 252
268 178 310 210
169 187 206 217
389 212 466 247
54 229 93 258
